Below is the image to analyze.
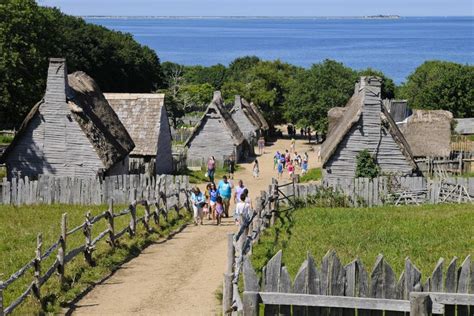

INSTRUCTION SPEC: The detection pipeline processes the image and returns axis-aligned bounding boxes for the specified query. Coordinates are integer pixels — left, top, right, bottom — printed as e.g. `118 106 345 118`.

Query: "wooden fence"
223 179 474 315
0 174 190 206
313 176 474 207
0 190 192 315
241 251 473 315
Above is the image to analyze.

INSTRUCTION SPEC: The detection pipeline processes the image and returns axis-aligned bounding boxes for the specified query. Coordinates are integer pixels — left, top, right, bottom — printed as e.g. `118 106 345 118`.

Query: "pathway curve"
69 136 318 315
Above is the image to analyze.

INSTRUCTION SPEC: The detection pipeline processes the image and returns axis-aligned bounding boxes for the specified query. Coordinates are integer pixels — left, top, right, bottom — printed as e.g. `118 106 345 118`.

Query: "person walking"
234 192 251 226
207 156 216 183
190 187 205 225
228 155 236 179
290 138 296 153
277 159 283 179
288 160 295 180
258 136 265 155
253 159 260 178
234 180 246 204
217 175 232 217
273 151 279 170
215 196 224 225
209 182 218 221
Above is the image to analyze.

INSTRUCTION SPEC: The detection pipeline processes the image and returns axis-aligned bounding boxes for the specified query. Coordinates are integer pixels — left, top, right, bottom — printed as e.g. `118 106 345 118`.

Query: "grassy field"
0 134 13 145
0 204 191 314
251 203 474 279
299 167 322 183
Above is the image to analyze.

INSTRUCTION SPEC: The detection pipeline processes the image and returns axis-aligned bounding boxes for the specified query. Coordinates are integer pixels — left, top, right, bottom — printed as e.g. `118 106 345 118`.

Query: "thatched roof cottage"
185 91 249 163
248 101 269 131
105 93 173 175
398 110 453 158
0 58 134 179
322 77 418 183
230 95 264 149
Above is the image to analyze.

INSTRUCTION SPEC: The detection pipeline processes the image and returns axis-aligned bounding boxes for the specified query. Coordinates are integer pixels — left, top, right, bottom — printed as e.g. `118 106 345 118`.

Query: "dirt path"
70 137 318 316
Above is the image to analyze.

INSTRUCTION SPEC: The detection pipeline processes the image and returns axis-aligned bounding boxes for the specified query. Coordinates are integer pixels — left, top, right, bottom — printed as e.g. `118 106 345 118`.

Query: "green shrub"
355 149 380 178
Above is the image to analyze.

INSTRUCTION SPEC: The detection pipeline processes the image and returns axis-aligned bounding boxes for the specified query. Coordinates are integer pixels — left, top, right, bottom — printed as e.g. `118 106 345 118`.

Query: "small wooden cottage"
454 118 474 136
105 93 173 175
230 95 262 149
398 110 453 158
0 58 134 179
185 91 248 163
383 99 412 123
321 77 419 183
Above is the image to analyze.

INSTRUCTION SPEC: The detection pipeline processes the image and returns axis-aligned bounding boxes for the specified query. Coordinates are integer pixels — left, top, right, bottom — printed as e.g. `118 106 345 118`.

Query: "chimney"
45 58 68 103
359 76 382 96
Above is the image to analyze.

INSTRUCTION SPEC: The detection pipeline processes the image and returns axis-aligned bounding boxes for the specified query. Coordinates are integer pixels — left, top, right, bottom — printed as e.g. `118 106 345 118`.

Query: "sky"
38 0 474 17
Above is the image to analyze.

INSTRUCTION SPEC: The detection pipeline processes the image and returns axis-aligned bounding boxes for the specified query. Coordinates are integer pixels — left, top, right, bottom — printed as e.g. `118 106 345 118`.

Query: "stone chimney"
45 58 68 103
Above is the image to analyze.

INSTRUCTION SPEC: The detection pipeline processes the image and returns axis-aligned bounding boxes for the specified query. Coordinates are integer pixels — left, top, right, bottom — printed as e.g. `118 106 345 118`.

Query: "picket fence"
0 174 190 206
292 176 474 207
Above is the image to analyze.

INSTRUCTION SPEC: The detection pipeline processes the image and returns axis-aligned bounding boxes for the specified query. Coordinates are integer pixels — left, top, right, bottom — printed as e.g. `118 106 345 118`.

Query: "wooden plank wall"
290 176 474 206
0 174 189 206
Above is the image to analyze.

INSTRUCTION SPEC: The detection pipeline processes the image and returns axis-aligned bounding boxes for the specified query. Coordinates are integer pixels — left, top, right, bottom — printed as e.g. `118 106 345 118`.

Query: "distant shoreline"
83 15 403 20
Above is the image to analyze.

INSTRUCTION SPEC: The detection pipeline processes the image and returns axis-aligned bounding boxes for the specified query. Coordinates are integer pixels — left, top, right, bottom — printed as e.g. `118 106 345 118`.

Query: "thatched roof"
455 118 474 135
248 101 269 130
1 59 134 169
231 95 261 130
321 76 417 169
105 93 167 157
327 107 347 137
184 91 246 147
398 109 453 157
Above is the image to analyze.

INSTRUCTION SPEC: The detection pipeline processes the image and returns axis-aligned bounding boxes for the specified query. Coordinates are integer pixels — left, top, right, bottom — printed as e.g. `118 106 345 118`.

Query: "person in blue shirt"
217 175 233 217
191 187 205 225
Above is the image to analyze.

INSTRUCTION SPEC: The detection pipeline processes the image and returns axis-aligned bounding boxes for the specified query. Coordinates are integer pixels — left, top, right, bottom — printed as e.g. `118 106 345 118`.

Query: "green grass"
251 204 474 280
299 168 322 183
0 134 13 144
467 134 474 142
0 204 191 314
181 166 241 184
0 166 5 179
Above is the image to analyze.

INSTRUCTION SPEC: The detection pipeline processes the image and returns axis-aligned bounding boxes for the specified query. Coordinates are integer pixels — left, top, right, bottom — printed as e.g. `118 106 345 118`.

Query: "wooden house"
185 91 249 163
105 93 173 175
398 110 453 158
230 95 262 150
383 99 412 122
248 101 269 132
454 118 474 136
0 58 134 179
321 77 419 183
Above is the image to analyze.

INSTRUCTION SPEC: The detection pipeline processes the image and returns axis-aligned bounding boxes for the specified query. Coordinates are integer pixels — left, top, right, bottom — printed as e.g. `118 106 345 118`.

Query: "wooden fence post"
0 280 4 316
142 200 151 232
410 293 432 316
129 202 137 237
107 200 115 248
243 292 259 316
223 233 235 315
83 212 94 265
58 213 67 286
33 233 42 299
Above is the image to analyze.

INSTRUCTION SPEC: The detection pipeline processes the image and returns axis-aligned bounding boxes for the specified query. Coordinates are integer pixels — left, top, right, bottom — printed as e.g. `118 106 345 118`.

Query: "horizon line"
80 15 473 18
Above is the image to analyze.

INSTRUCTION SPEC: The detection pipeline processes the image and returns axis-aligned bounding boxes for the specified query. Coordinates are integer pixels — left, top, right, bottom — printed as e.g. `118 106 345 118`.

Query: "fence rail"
0 187 192 315
0 174 189 206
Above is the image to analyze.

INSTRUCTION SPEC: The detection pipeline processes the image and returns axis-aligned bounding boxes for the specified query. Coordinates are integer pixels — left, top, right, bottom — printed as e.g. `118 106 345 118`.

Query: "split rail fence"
0 187 192 315
0 174 189 206
223 178 474 315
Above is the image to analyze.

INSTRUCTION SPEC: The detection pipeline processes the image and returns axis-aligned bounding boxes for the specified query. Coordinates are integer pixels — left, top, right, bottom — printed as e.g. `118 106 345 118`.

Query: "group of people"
274 144 309 180
190 176 252 227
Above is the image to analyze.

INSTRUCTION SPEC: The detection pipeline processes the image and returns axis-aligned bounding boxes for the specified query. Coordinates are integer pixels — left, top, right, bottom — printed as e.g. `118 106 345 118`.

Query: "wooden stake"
410 293 432 316
58 213 67 286
33 233 42 299
107 200 115 248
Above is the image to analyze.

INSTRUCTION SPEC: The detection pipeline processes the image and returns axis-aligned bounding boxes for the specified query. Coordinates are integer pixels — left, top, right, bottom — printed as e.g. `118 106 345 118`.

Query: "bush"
355 149 380 178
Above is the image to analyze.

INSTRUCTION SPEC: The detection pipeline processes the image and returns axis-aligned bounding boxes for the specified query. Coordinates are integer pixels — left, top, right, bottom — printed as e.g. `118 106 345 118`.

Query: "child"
253 159 260 178
302 159 308 175
277 160 283 179
209 182 218 221
215 196 224 225
273 152 279 170
288 160 295 179
204 183 212 220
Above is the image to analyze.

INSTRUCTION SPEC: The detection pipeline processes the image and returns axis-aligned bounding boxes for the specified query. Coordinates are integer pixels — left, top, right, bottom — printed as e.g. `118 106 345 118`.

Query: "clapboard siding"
232 108 257 144
187 116 238 161
155 105 174 174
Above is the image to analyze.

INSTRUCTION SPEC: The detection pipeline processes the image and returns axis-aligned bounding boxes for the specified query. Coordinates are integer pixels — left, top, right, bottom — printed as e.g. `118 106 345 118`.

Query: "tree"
0 0 164 127
183 64 227 89
226 56 261 81
284 59 358 135
399 61 474 118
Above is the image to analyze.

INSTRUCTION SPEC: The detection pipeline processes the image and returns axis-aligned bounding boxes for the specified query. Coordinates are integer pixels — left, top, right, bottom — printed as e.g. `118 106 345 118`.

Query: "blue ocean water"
86 17 474 83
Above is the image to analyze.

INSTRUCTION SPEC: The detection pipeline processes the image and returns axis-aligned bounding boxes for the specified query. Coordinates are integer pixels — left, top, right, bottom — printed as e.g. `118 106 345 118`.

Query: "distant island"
83 15 401 20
